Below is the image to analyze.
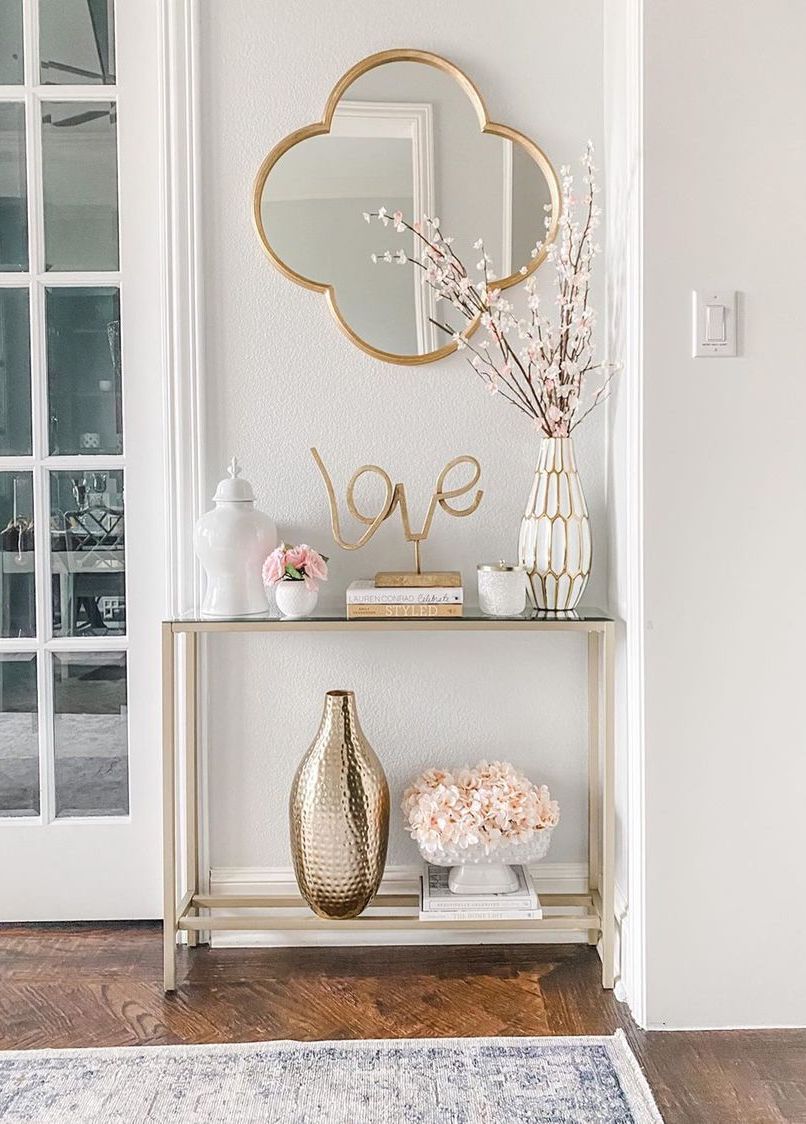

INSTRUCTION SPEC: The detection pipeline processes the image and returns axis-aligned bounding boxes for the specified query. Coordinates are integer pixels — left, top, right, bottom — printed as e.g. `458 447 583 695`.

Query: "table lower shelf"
178 891 601 934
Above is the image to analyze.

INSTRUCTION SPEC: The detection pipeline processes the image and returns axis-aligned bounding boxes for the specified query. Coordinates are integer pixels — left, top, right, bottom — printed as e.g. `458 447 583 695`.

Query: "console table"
162 608 615 991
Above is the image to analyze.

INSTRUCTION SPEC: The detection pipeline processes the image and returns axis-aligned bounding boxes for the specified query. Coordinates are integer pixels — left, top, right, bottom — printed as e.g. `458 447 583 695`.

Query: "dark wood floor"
1 924 804 1123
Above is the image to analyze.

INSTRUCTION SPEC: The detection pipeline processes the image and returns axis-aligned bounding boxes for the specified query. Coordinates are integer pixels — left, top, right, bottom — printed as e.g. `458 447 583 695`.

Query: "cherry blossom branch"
366 147 618 437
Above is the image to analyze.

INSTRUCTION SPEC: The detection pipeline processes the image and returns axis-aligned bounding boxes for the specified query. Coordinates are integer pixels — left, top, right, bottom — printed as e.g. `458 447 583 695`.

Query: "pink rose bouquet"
262 543 329 593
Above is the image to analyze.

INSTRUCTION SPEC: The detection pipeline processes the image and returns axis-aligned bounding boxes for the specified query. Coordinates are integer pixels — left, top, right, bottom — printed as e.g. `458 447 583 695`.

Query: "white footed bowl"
419 828 553 895
420 828 553 869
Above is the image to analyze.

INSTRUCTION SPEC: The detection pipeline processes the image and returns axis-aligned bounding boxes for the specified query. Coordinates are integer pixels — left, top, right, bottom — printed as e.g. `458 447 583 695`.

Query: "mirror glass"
256 57 558 362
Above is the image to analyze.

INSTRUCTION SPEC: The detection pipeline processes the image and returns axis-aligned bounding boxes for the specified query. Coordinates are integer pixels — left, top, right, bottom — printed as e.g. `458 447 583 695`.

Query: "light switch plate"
693 290 737 357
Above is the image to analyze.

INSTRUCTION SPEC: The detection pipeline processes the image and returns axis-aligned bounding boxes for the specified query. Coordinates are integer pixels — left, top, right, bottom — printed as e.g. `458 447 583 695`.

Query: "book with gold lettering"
346 602 463 619
346 580 463 605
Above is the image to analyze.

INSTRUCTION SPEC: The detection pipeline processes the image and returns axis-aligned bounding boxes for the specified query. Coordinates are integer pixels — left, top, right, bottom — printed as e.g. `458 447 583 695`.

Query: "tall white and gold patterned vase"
518 437 591 610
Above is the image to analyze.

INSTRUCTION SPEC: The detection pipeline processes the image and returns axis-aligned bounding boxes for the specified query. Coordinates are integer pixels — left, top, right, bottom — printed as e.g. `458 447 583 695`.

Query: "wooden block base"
375 571 462 588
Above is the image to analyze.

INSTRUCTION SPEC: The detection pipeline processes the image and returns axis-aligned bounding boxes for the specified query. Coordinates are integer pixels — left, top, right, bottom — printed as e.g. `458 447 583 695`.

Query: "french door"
0 0 165 919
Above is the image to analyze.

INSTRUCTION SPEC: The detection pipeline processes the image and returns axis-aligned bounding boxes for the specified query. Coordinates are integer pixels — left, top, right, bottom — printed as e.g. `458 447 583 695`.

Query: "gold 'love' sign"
311 447 483 584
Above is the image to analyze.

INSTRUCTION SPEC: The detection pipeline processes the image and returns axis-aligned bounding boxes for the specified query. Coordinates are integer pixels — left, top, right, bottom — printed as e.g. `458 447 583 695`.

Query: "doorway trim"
158 0 208 930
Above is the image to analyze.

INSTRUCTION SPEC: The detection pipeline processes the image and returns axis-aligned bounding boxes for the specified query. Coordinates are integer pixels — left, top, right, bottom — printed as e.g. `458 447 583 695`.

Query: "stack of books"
346 580 463 619
419 863 542 922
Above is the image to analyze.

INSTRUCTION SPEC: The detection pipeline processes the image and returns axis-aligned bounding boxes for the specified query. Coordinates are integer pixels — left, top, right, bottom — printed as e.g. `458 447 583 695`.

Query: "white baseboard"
613 881 629 1004
206 862 591 949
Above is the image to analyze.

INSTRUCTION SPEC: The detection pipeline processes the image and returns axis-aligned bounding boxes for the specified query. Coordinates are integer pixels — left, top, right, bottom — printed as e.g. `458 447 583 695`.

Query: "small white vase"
518 436 591 611
274 581 319 618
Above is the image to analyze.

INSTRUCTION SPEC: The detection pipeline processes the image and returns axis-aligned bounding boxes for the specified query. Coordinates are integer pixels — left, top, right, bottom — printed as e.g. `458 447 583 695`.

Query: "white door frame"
158 0 208 924
604 0 647 1026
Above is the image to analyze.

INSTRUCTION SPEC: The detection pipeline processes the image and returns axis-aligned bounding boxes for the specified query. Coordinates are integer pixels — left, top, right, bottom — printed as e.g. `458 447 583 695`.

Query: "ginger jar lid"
212 457 255 504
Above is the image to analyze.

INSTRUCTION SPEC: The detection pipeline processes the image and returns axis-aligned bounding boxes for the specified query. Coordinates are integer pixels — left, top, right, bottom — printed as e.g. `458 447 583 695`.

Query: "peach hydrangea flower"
401 760 559 857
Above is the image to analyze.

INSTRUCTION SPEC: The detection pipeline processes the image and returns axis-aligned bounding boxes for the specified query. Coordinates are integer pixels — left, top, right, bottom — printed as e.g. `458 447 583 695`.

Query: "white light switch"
693 290 737 357
705 303 726 343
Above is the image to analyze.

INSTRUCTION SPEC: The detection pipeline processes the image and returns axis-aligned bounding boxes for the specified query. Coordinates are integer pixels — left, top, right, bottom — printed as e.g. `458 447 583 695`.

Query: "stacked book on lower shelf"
419 863 542 922
346 580 463 619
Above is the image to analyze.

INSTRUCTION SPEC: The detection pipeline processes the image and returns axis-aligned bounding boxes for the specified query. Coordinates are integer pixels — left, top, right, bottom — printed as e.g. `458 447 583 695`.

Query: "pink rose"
262 546 287 586
298 545 328 591
284 545 308 572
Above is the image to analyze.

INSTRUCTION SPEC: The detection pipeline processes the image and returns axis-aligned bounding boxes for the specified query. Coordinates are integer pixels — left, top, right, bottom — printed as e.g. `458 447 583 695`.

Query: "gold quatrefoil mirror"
253 49 561 365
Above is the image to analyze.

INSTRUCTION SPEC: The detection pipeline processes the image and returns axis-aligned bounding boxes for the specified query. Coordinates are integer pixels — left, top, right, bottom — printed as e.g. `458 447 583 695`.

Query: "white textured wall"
641 1 806 1027
199 0 605 872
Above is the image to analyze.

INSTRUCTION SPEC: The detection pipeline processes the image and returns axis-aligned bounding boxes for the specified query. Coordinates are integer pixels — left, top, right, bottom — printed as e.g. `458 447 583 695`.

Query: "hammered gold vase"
290 690 389 919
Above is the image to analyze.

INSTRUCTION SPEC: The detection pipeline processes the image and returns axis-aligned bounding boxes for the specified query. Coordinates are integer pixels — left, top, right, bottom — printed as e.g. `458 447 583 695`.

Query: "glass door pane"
0 102 29 271
40 0 116 85
0 653 39 817
0 288 32 455
41 101 119 271
50 468 125 637
0 471 35 638
0 0 24 84
46 286 122 455
53 650 128 818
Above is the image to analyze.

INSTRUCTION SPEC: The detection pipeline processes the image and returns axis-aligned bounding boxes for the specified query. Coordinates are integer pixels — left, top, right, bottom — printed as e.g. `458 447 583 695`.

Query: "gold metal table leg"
185 631 199 948
587 629 601 947
600 622 616 989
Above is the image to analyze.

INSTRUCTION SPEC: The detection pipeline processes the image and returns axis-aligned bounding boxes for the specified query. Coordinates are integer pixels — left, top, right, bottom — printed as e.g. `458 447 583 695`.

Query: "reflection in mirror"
256 55 558 362
0 653 39 818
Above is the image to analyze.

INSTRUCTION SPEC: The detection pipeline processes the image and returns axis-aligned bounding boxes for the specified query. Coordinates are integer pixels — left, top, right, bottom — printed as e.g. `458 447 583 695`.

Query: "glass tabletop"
171 605 613 625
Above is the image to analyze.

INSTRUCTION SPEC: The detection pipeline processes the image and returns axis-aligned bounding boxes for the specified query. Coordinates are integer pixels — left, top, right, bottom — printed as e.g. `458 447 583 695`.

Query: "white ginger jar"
194 457 276 618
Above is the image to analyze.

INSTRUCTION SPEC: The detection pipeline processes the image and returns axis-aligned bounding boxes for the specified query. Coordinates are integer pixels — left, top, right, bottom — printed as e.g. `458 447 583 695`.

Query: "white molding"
623 0 647 1032
604 0 646 1027
158 0 205 621
158 0 210 930
613 880 630 1004
207 863 591 948
332 100 437 354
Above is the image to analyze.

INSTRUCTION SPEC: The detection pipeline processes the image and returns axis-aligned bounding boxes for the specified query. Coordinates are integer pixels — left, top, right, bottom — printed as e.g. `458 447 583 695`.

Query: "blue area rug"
0 1031 663 1122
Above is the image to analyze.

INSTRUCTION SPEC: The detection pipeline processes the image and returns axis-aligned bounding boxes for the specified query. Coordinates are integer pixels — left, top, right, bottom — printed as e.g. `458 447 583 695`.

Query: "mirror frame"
252 48 562 366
